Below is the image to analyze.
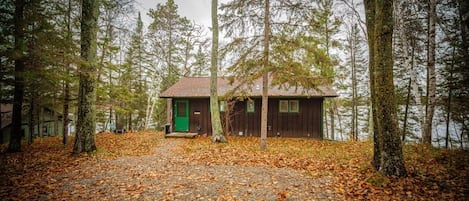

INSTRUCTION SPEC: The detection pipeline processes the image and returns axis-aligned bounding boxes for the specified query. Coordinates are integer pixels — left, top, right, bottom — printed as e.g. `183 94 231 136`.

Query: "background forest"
0 0 467 149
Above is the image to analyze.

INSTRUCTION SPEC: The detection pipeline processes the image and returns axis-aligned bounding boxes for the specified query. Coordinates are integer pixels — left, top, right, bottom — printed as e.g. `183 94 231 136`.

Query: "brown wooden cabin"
160 77 337 139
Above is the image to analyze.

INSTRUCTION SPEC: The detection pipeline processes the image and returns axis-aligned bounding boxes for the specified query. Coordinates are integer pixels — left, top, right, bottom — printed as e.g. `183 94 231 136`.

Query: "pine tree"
220 0 336 148
8 0 26 152
74 0 99 154
147 0 199 126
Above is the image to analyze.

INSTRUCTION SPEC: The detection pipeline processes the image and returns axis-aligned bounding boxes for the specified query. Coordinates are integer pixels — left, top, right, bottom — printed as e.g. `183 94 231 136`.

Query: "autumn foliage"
0 131 467 200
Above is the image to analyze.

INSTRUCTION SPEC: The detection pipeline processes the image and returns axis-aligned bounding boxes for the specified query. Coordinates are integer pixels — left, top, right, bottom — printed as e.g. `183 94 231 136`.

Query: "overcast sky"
134 0 216 29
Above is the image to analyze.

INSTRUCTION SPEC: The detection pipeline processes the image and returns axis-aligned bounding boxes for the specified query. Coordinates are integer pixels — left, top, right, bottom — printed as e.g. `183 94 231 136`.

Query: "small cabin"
160 77 337 139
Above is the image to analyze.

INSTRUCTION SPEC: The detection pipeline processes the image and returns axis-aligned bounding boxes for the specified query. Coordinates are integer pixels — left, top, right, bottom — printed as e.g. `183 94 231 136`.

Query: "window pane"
289 100 299 112
247 100 255 113
177 102 187 117
219 101 226 112
279 100 289 112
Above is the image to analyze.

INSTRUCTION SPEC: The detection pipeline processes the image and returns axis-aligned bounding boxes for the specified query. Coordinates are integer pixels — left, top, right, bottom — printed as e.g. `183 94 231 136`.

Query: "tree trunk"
37 107 41 137
8 0 26 152
73 0 99 154
324 109 329 139
0 104 2 144
62 81 69 144
210 0 226 143
351 30 357 140
146 96 157 130
330 107 335 140
402 76 411 141
364 0 380 171
445 47 455 149
337 103 344 140
368 103 373 138
396 1 414 142
402 41 416 141
457 0 468 65
28 94 34 145
423 0 436 145
62 0 71 145
260 0 270 150
144 95 151 130
53 106 58 137
128 113 132 132
365 0 406 176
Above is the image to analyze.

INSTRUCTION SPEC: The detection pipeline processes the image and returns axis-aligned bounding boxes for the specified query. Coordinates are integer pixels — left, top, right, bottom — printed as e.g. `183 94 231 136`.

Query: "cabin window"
279 100 289 112
279 100 299 113
219 101 226 112
289 100 299 112
246 100 255 113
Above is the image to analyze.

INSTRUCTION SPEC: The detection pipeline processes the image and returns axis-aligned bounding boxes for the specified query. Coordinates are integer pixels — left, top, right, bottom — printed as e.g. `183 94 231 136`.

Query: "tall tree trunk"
351 30 357 140
62 0 71 145
365 0 406 176
63 70 69 144
368 103 373 138
28 94 34 144
409 43 425 137
8 0 26 152
53 106 58 136
402 76 411 141
445 47 455 149
324 109 329 139
144 96 151 130
128 113 132 132
330 107 335 140
364 0 380 170
457 0 468 71
210 0 226 143
396 1 414 142
0 104 2 144
260 0 270 150
402 41 416 141
423 0 436 145
37 107 40 137
336 104 344 140
74 0 99 154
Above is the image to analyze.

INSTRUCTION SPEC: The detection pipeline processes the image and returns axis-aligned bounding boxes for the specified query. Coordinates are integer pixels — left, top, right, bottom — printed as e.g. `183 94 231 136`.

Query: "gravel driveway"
45 139 336 200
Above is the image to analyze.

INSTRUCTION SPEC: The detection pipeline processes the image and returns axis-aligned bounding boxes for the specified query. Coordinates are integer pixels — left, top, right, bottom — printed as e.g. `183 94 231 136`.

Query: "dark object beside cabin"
114 123 125 134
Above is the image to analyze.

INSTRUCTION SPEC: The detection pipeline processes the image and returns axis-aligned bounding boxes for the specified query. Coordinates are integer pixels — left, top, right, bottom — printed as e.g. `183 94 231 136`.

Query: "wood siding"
172 98 323 139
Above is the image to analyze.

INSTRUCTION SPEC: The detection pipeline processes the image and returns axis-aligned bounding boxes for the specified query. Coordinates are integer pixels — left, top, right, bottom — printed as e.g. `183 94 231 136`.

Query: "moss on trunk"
73 0 99 154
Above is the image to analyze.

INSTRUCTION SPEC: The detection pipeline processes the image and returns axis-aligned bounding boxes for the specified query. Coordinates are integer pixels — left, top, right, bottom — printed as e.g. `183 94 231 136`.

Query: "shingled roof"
160 77 337 98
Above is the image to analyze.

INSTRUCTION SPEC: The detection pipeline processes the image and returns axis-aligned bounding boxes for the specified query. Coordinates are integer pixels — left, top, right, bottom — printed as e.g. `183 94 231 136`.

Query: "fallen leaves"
180 136 469 200
0 132 467 200
0 131 160 200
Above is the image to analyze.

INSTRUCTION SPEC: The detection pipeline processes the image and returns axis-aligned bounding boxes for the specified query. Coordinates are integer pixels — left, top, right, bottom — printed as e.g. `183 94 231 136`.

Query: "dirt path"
45 138 336 200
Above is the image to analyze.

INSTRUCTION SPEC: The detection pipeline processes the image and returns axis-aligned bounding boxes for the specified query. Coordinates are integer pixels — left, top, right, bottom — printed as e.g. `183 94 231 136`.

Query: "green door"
174 100 189 132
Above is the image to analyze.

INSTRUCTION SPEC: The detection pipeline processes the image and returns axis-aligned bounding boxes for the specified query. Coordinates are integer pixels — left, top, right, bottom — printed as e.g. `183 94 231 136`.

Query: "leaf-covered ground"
0 131 467 200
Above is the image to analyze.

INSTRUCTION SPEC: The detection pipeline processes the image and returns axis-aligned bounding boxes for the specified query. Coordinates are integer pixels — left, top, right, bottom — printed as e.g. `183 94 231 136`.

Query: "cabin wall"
174 97 324 138
228 98 323 138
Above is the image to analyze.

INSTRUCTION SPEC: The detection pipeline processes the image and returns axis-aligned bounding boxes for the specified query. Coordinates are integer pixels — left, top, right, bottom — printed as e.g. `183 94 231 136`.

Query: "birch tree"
423 0 437 145
394 0 425 141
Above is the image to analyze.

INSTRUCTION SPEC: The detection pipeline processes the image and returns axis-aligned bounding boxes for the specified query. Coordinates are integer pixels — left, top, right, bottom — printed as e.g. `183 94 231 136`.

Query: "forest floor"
0 131 467 200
